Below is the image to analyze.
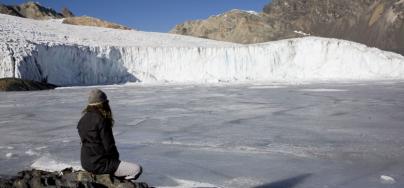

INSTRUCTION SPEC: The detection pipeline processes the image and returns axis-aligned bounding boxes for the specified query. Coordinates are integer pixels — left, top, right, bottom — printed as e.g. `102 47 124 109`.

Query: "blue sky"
2 0 272 32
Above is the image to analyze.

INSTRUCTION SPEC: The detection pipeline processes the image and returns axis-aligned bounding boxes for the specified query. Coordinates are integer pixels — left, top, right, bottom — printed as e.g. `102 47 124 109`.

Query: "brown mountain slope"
264 0 404 54
62 16 131 30
170 9 285 44
170 0 404 55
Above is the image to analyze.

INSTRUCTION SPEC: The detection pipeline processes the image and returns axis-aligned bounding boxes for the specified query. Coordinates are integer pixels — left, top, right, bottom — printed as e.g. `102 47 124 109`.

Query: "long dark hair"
82 100 114 127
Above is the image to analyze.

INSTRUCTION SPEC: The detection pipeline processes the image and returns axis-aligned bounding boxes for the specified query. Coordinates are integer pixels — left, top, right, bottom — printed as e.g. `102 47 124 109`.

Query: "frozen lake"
0 82 404 188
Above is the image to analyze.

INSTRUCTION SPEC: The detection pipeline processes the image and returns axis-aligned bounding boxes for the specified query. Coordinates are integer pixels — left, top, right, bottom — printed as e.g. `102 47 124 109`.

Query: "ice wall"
1 14 404 86
5 38 404 86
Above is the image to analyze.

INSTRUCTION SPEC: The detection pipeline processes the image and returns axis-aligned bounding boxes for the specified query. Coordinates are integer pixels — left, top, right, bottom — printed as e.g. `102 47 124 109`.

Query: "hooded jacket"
77 109 120 174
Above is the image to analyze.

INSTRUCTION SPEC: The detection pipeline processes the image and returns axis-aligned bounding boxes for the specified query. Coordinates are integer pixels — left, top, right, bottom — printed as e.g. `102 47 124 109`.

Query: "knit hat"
88 89 108 105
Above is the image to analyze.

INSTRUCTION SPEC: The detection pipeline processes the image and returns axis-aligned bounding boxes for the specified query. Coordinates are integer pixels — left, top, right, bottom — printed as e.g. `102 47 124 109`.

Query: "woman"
77 89 142 180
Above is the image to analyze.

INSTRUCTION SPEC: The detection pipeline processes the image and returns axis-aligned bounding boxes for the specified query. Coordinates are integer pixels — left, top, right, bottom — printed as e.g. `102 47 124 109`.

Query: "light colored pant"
114 161 142 180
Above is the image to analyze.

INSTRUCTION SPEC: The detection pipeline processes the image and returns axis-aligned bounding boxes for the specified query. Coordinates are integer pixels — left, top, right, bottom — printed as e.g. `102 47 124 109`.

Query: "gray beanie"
88 89 108 105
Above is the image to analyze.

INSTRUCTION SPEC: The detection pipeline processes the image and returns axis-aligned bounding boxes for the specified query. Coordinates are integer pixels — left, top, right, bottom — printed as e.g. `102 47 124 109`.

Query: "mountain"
0 1 132 30
1 14 404 86
170 0 404 55
0 1 64 20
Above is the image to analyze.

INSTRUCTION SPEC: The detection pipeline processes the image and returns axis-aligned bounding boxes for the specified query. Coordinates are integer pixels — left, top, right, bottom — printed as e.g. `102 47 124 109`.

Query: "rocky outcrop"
63 16 132 30
61 7 75 18
170 9 283 44
0 2 64 20
0 2 132 30
0 78 57 91
0 168 149 188
0 4 23 17
171 0 404 55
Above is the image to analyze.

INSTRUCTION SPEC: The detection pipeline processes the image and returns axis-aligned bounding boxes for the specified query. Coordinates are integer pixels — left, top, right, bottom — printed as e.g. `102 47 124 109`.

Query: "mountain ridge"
0 1 65 20
0 1 132 30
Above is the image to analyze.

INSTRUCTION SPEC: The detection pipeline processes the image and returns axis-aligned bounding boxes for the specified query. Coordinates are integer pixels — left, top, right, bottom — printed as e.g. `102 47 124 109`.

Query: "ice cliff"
1 14 404 86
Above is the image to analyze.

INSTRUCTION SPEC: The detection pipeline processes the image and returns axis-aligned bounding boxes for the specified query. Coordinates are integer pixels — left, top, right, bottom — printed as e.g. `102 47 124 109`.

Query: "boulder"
0 78 57 91
0 168 149 188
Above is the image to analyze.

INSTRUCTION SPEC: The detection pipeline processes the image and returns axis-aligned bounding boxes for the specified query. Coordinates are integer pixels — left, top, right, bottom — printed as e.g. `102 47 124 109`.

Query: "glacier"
1 14 404 86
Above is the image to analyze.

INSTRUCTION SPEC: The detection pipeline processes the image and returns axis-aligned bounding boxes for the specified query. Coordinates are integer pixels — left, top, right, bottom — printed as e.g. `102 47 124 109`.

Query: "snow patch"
243 10 260 16
380 175 396 184
5 153 15 158
31 155 82 172
25 149 39 156
294 30 310 36
216 9 260 17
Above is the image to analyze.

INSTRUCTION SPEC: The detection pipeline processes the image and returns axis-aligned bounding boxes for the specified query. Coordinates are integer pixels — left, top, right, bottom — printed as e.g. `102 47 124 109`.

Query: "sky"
1 0 272 32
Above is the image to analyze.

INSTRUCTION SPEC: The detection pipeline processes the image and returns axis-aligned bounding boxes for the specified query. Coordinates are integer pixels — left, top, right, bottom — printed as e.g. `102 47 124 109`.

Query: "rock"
0 3 23 17
0 2 63 20
171 0 404 55
12 1 64 20
61 7 74 18
0 78 57 91
170 9 285 44
0 168 150 188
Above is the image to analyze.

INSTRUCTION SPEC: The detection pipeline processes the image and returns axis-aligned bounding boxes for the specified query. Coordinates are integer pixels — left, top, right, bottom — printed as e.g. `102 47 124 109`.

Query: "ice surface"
159 178 220 188
0 82 404 187
1 14 404 86
299 88 347 92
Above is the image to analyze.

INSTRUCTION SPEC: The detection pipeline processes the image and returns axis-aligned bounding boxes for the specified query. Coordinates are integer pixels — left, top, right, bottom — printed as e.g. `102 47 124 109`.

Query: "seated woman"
77 89 142 180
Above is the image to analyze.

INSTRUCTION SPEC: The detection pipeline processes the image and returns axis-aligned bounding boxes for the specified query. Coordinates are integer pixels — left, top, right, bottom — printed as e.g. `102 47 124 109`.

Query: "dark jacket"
77 109 120 174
